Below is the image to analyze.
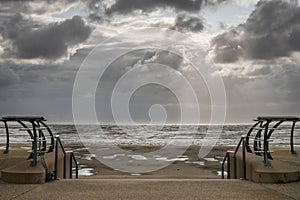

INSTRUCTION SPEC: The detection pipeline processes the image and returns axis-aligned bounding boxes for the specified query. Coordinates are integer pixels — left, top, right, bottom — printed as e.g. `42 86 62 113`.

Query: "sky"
0 0 300 124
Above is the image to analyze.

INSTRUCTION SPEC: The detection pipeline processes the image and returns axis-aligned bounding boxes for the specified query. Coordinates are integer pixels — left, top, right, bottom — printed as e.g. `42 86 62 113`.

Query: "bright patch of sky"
52 6 88 19
202 2 256 34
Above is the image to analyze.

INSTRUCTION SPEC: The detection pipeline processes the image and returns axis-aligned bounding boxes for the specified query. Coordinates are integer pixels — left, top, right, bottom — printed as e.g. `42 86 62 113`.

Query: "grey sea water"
1 124 299 147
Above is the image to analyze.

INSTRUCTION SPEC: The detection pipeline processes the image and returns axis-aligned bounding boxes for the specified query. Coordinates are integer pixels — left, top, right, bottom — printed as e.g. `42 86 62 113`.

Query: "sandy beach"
66 144 232 179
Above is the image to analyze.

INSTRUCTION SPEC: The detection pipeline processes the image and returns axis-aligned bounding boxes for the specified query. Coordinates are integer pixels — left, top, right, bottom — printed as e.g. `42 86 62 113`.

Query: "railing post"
242 137 246 180
291 121 296 154
54 136 59 180
69 154 73 179
263 122 271 166
233 154 237 179
63 154 66 179
30 121 38 167
221 165 224 179
76 161 78 179
3 121 9 154
227 153 231 179
221 153 228 179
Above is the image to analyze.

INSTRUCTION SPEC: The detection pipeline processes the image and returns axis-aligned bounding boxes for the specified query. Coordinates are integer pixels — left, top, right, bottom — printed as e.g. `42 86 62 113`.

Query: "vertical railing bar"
30 121 38 167
233 153 237 179
63 154 66 179
70 154 73 179
221 152 228 179
76 160 78 179
221 162 224 179
3 121 9 154
227 153 230 179
54 136 59 180
263 121 271 166
242 137 246 180
291 121 296 154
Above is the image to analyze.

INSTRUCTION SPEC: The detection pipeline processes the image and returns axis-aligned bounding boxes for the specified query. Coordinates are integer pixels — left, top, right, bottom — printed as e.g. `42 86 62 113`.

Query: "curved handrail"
1 116 78 181
40 121 55 153
223 117 300 180
245 121 261 153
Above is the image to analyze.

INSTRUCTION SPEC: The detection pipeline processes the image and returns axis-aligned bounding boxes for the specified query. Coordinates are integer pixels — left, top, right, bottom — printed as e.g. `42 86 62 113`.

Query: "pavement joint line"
9 185 39 200
260 184 299 200
60 178 241 182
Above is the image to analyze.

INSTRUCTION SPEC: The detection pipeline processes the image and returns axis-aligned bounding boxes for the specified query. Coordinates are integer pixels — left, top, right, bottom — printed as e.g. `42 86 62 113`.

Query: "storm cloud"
171 14 204 32
105 0 204 15
88 0 238 22
211 0 300 63
0 14 92 60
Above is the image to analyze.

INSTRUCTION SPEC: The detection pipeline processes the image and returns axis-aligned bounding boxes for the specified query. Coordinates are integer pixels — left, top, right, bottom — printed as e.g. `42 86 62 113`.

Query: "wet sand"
66 144 232 179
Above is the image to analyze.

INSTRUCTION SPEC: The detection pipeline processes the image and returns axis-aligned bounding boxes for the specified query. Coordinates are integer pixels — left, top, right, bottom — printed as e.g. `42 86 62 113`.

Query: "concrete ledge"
1 151 69 184
1 159 45 184
228 150 300 183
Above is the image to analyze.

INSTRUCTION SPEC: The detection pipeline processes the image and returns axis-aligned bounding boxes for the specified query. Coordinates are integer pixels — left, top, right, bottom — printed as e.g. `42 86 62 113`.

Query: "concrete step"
1 151 70 184
1 159 46 184
227 150 300 183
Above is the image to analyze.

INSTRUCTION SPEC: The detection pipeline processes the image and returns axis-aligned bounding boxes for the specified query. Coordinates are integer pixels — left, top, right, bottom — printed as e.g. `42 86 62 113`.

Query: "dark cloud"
88 0 233 21
210 29 242 63
143 49 183 69
0 14 92 60
171 14 204 33
99 49 183 82
105 0 204 15
211 0 300 63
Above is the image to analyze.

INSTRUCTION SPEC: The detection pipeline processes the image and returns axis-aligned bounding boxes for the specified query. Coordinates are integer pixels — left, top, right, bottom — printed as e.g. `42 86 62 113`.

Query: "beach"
0 144 231 179
71 144 231 179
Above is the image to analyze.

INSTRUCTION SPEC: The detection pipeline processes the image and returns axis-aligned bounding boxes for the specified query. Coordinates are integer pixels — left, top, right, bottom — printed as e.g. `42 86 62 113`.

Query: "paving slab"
1 179 299 200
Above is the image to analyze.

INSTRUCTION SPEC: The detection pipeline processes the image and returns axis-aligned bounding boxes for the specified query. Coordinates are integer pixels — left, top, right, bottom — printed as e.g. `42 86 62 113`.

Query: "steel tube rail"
263 121 271 166
242 138 246 179
3 121 9 154
69 152 79 179
54 135 66 179
54 136 78 179
30 120 38 167
222 136 247 180
291 121 296 154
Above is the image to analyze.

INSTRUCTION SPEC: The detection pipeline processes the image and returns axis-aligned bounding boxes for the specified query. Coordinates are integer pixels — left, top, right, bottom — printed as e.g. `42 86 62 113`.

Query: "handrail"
221 151 231 179
1 116 78 181
54 135 78 180
222 116 300 180
1 119 55 166
54 135 66 179
69 152 79 179
222 136 247 180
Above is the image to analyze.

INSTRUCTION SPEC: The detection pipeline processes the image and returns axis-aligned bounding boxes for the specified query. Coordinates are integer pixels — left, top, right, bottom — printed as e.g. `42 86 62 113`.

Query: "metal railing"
54 135 79 180
222 136 247 180
1 116 79 182
69 152 79 179
0 118 55 166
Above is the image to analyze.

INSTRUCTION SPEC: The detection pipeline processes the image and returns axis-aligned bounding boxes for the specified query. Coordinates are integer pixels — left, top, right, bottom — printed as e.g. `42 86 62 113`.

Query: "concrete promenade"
1 179 300 200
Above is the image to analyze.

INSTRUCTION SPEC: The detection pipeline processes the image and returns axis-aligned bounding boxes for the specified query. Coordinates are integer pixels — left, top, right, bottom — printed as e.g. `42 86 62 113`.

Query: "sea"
1 124 299 147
